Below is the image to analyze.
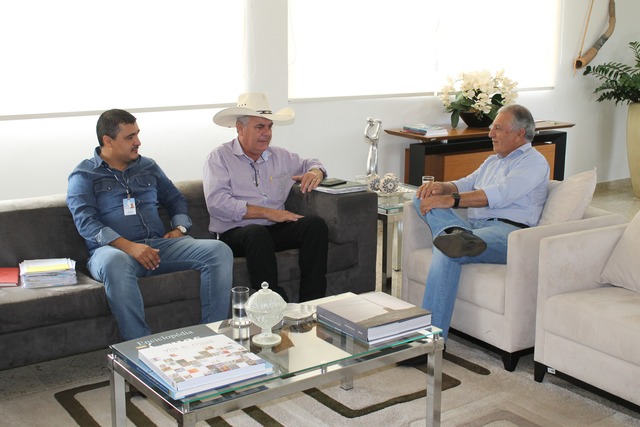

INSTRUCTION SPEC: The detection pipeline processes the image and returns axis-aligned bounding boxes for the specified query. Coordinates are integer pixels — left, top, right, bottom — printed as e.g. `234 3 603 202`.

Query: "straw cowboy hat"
213 92 295 127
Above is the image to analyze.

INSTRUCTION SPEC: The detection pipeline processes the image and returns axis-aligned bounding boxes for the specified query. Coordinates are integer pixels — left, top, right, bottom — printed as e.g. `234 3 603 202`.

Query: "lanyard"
102 165 132 198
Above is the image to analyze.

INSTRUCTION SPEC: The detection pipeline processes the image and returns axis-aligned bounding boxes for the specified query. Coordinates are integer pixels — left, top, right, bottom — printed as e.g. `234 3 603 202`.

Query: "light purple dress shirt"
203 138 327 233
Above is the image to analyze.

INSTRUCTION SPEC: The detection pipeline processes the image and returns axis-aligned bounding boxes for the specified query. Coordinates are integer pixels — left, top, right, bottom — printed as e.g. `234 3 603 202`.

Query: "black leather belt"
488 218 530 229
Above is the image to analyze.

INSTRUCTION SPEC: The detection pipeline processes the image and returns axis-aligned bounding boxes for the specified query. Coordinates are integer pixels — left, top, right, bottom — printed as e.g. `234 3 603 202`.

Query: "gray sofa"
0 180 377 370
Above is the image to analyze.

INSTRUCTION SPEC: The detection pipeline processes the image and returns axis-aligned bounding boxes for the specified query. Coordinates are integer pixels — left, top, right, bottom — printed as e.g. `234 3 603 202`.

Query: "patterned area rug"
2 336 639 426
51 351 476 427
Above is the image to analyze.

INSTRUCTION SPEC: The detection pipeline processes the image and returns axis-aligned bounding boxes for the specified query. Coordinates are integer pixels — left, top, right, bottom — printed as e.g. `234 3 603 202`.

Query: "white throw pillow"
599 211 640 292
538 168 597 225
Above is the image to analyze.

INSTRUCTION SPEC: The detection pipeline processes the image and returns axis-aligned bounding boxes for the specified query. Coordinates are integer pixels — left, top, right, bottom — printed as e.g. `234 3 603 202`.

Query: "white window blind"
288 0 561 99
0 0 244 118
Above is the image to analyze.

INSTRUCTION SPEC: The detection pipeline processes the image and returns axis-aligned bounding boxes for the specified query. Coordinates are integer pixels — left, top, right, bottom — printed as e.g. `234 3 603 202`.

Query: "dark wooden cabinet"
386 121 574 185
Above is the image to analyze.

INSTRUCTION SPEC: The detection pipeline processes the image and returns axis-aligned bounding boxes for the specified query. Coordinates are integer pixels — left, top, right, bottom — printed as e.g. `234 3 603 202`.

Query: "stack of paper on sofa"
19 258 77 288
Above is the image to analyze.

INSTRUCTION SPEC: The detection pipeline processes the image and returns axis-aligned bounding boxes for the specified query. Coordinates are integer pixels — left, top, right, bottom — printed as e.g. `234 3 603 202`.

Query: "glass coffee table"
108 296 444 427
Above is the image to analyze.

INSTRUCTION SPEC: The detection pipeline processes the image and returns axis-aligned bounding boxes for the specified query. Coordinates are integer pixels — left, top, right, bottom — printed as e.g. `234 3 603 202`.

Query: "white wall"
1 0 638 200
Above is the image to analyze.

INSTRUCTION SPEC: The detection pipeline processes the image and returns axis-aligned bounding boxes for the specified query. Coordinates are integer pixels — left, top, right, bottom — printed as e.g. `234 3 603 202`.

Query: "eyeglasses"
250 162 259 187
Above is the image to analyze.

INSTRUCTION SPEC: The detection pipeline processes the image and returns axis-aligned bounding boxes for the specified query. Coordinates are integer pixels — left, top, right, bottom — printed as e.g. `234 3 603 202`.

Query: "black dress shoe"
433 228 487 258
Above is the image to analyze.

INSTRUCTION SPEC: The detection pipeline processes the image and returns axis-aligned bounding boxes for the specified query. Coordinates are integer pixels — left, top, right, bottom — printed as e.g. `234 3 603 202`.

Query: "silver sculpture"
364 117 382 175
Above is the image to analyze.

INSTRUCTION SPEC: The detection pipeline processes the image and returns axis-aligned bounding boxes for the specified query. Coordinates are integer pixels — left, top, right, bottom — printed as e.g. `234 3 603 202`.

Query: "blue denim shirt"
67 148 191 256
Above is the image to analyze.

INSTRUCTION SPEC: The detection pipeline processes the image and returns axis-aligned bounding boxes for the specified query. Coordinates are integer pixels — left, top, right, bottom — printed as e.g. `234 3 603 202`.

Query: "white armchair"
401 197 625 371
534 221 640 406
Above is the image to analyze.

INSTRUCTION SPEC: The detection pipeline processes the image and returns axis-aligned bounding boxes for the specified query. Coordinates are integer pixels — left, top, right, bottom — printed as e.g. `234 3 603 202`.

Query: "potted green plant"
584 41 640 198
583 41 640 104
440 69 518 128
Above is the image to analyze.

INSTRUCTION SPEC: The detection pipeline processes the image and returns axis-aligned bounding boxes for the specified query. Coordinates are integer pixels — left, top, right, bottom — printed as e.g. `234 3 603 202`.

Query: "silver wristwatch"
176 225 188 235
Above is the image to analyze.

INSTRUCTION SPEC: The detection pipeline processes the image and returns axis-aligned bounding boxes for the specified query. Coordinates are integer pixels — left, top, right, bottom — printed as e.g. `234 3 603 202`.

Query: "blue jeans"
88 236 233 340
413 198 517 340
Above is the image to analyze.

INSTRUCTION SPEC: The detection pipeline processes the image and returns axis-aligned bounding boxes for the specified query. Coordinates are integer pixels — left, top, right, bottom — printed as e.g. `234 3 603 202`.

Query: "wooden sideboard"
385 121 575 185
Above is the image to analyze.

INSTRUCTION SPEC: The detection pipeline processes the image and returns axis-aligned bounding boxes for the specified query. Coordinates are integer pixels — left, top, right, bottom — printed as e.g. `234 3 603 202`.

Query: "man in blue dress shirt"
414 104 549 343
67 109 233 340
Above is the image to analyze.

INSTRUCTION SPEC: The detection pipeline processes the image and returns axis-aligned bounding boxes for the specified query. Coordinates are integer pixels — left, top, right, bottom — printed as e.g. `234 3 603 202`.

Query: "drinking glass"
230 286 251 326
422 176 435 185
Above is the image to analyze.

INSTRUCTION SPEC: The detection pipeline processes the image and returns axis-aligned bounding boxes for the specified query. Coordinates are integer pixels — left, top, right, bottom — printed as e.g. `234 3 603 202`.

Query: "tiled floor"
590 179 640 222
0 179 638 402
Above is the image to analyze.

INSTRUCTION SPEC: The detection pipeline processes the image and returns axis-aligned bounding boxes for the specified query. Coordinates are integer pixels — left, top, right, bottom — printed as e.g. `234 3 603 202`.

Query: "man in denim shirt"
67 109 233 340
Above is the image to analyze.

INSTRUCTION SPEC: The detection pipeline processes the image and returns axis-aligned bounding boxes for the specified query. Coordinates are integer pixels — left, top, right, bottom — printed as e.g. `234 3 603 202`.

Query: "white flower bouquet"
440 69 518 128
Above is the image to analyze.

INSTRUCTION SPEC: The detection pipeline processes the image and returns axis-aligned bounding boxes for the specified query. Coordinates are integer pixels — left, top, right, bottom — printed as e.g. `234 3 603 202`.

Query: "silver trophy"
364 117 382 175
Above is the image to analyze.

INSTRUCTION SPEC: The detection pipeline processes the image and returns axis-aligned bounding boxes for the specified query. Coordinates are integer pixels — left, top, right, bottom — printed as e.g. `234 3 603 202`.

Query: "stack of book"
313 180 367 194
402 124 448 137
19 258 77 288
139 335 272 398
112 324 273 400
316 291 432 345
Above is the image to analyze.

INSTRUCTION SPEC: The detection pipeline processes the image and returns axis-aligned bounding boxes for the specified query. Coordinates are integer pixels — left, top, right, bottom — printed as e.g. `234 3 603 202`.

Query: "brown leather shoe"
433 228 487 258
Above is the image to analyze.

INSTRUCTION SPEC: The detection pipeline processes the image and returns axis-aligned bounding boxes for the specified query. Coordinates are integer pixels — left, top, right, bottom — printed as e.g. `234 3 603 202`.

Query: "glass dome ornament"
245 282 287 346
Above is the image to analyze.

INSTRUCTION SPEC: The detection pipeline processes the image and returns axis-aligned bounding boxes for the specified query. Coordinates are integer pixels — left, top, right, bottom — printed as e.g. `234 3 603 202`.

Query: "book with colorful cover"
138 334 272 397
111 324 217 397
0 267 19 287
111 324 272 399
402 124 448 136
316 291 431 345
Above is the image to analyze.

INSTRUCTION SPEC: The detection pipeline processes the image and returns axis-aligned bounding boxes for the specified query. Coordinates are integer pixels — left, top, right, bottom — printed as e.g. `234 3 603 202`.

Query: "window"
0 0 244 118
288 0 560 99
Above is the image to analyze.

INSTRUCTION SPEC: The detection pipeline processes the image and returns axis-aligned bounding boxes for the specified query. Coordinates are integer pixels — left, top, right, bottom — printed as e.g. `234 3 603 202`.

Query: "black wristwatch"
451 192 461 208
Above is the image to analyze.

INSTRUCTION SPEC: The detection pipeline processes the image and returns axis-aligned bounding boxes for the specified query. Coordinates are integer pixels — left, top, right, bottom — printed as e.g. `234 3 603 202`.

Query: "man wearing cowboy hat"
203 93 329 302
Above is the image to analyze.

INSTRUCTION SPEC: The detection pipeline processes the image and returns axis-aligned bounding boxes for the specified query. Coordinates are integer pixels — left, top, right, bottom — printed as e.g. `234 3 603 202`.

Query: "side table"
378 184 417 293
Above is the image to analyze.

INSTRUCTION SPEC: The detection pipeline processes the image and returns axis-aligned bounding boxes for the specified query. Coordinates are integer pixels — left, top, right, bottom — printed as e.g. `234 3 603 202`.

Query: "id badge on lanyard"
123 197 136 216
103 165 136 216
